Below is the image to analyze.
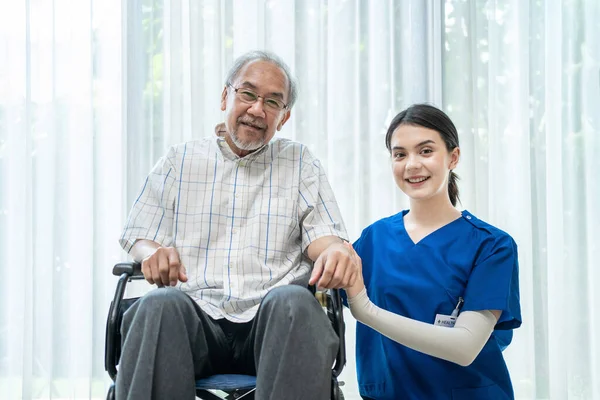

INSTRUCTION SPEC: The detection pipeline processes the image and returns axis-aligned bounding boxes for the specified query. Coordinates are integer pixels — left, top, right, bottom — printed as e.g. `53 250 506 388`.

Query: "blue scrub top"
347 210 521 400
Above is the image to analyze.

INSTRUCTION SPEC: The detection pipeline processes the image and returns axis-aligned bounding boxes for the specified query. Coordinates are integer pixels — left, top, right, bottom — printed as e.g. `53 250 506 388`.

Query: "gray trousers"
115 285 339 400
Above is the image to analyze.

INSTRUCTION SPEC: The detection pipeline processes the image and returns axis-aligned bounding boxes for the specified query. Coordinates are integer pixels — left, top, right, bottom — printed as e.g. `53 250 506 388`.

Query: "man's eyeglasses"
228 84 288 111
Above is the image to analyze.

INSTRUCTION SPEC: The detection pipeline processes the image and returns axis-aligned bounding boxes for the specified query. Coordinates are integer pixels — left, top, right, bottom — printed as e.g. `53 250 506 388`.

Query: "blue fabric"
195 374 256 391
348 210 522 400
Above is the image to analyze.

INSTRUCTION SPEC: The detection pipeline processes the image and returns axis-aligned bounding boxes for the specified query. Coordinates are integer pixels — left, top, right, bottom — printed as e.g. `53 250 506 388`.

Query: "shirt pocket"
452 383 511 400
252 198 300 265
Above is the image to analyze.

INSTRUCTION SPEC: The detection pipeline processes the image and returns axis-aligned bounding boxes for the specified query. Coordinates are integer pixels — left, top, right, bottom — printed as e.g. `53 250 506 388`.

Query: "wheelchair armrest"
105 261 143 381
112 261 144 278
329 288 346 378
315 291 327 307
315 288 346 378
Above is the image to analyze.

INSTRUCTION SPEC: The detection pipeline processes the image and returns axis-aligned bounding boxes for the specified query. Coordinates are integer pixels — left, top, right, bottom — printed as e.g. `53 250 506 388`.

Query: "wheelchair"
105 262 346 399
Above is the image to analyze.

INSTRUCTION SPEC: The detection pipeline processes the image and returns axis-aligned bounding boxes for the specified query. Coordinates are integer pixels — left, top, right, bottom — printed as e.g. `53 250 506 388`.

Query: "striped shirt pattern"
120 137 347 322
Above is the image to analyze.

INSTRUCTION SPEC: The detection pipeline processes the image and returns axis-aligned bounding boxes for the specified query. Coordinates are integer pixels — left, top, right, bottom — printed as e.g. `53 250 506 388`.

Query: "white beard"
230 128 266 151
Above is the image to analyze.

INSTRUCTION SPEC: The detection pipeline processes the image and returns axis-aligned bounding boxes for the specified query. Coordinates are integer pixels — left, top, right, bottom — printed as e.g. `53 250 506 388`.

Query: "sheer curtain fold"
1 0 123 398
1 1 599 399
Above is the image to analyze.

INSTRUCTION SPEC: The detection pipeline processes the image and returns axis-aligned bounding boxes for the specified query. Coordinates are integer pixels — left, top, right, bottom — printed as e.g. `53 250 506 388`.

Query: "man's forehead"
233 61 289 94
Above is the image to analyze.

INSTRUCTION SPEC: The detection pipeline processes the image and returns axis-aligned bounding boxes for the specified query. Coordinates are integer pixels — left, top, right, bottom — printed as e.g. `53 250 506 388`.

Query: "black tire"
106 383 115 400
331 378 343 400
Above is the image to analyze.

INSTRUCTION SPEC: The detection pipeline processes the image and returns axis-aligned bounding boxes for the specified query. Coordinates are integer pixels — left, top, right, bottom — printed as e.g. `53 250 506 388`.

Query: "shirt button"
466 215 472 220
232 228 237 234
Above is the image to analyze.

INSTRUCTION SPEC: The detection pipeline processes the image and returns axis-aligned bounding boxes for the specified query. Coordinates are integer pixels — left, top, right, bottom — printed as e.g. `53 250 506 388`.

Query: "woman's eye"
394 153 405 159
421 148 433 154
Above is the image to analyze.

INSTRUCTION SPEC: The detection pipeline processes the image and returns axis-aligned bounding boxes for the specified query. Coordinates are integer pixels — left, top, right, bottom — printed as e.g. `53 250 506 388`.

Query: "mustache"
237 116 267 129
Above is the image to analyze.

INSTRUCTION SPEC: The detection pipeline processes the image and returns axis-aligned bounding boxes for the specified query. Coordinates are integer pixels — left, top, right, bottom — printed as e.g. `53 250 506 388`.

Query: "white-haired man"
116 50 356 400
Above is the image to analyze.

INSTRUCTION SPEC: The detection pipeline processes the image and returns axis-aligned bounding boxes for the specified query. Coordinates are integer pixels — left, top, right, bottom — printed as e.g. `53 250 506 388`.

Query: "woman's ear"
449 147 460 170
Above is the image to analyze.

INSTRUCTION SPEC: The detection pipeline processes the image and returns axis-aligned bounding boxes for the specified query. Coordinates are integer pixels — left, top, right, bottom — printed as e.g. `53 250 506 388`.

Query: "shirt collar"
216 136 271 162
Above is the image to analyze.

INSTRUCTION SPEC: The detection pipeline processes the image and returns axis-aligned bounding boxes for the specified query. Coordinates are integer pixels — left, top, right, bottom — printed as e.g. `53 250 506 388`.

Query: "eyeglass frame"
227 84 289 111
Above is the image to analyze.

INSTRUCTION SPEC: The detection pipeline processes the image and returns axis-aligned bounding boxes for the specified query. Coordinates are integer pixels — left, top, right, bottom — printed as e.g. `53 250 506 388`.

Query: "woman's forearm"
348 289 497 367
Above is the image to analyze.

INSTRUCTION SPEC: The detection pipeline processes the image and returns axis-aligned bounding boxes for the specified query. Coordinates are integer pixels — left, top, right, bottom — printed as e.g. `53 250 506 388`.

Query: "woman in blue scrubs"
344 104 522 400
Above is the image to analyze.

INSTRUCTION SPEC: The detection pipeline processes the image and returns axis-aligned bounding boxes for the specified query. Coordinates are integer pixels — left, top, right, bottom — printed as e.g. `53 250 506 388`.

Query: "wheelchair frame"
104 261 346 400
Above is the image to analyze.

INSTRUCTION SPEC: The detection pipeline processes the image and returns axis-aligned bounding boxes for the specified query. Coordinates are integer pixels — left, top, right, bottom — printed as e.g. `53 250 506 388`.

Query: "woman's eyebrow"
392 140 436 151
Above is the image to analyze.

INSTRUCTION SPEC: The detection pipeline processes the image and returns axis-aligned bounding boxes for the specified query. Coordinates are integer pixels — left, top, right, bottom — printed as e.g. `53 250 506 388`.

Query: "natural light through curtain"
0 0 124 398
1 1 599 399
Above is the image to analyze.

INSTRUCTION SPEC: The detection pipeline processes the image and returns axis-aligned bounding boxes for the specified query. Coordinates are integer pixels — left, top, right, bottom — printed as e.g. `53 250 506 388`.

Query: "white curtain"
1 1 598 399
0 0 124 398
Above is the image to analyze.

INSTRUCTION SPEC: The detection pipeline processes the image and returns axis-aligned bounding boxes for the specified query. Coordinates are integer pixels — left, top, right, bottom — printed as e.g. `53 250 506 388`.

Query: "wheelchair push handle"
112 261 144 279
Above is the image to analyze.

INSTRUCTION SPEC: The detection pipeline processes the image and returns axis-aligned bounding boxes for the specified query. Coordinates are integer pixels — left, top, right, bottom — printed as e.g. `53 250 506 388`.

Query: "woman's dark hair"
385 103 461 206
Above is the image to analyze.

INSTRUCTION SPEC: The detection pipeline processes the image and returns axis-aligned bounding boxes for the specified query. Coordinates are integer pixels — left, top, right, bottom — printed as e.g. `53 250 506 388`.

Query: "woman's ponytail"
448 171 460 207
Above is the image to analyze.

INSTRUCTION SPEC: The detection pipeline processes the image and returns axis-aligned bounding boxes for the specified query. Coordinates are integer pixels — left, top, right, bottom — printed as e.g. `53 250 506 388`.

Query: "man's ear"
449 147 460 170
220 86 228 111
277 110 291 131
215 122 226 137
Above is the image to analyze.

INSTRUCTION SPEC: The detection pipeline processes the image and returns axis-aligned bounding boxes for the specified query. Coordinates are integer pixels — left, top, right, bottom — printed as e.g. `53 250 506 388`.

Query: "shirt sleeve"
119 146 179 253
462 233 522 330
297 147 348 252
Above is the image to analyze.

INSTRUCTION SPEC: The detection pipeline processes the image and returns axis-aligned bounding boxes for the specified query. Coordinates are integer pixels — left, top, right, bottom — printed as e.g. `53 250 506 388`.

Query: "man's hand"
308 241 358 289
141 246 188 287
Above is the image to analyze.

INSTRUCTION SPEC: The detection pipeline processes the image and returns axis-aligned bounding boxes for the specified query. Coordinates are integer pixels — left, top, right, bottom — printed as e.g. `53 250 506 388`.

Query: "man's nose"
247 99 266 118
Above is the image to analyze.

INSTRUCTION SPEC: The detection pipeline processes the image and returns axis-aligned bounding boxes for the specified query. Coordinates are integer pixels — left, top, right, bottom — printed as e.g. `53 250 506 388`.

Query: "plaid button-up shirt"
120 137 347 321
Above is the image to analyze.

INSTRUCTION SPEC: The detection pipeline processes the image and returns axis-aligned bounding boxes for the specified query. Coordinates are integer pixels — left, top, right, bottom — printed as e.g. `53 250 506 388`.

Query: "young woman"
345 104 521 400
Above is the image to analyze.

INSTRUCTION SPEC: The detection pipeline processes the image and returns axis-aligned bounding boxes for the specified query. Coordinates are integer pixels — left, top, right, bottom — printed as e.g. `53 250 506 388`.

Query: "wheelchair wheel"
106 383 115 400
331 378 344 400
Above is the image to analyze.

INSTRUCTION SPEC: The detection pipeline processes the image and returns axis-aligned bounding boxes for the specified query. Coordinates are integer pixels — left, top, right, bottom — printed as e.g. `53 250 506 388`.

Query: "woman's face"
389 124 459 203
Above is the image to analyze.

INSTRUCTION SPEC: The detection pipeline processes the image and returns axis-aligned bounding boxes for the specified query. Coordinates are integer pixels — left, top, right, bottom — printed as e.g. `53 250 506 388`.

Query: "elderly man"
116 50 356 400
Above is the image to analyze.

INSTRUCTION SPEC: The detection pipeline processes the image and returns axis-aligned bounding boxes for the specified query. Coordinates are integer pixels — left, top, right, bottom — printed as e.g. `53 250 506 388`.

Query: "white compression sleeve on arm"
348 289 497 367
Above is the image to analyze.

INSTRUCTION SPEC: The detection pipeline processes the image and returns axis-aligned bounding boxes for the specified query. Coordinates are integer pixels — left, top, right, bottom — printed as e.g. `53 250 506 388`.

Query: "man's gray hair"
224 50 298 109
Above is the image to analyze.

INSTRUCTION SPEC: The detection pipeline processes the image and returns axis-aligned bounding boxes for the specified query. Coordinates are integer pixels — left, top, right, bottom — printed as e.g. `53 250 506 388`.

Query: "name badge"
434 314 456 328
